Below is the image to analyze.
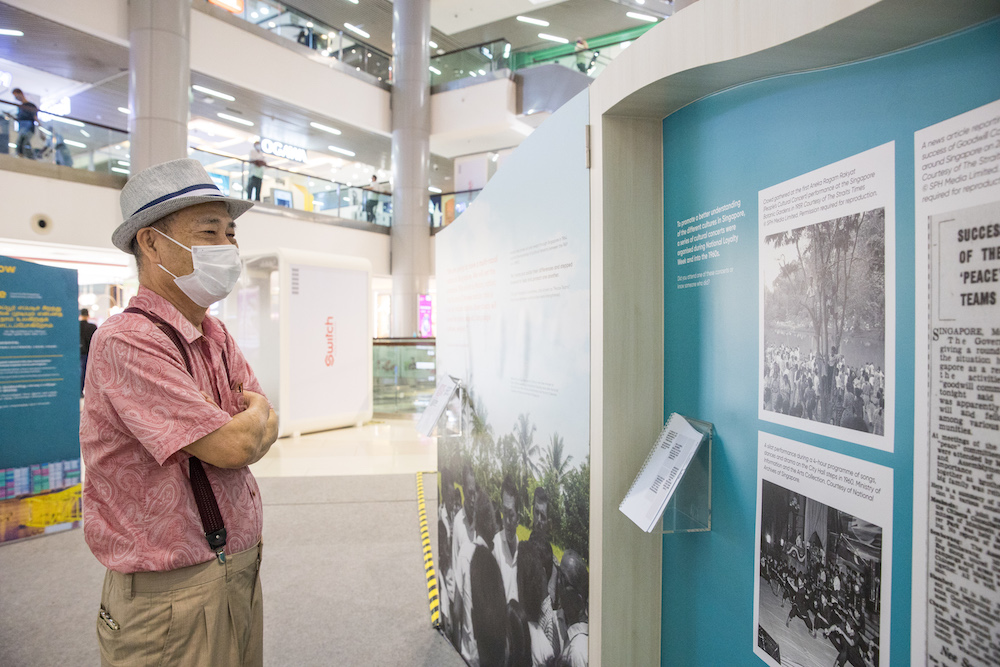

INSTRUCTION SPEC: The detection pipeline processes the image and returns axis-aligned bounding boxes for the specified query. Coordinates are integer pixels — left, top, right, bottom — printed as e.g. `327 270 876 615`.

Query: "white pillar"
390 0 432 338
128 0 190 173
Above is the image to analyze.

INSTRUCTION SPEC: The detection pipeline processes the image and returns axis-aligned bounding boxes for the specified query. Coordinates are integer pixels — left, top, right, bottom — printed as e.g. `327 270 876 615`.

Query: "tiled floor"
249 417 439 478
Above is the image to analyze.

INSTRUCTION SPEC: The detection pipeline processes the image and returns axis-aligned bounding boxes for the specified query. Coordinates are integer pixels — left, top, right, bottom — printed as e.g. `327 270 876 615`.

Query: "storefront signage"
260 138 307 163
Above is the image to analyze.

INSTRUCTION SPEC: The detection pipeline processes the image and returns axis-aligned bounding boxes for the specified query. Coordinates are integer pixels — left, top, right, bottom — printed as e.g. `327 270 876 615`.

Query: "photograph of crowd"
761 207 887 437
757 480 883 667
436 391 590 667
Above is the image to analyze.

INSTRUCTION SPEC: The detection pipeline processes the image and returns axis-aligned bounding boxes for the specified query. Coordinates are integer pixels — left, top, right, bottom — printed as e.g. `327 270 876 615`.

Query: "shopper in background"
53 128 73 166
79 309 97 395
574 38 589 74
247 140 267 201
11 88 38 159
364 174 380 222
81 158 277 666
0 111 9 155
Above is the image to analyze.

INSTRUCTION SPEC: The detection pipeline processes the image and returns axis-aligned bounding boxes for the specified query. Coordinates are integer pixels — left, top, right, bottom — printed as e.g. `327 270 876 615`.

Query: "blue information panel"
0 255 81 543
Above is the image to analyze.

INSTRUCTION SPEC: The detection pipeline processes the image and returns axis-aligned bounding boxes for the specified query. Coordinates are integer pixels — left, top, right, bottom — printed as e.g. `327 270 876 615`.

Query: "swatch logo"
325 316 337 366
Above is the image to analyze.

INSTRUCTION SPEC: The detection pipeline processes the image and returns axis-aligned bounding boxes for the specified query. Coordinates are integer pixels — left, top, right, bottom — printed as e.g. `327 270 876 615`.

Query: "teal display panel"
0 255 80 468
660 20 1000 666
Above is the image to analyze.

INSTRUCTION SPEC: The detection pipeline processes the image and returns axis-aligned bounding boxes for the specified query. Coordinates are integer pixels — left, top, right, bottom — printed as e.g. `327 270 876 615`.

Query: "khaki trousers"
97 542 263 667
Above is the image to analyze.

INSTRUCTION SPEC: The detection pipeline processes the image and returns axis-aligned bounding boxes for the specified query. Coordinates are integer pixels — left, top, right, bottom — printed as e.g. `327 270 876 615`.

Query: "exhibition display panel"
0 257 82 544
434 91 592 666
656 20 1000 667
585 1 1000 665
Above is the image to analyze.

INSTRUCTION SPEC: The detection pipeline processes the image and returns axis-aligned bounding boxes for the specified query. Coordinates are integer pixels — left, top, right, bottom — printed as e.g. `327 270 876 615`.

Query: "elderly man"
81 158 278 666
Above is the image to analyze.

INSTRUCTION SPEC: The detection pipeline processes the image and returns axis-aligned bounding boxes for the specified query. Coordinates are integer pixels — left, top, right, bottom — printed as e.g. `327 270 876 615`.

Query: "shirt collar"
567 622 588 641
131 286 223 344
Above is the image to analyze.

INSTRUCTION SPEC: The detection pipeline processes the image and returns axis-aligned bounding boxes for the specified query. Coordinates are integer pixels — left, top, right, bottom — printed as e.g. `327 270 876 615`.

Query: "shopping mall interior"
2 0 999 665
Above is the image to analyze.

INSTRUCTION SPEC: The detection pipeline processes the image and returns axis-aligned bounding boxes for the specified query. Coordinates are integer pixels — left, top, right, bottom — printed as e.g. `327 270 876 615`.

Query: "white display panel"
223 249 372 438
284 258 372 434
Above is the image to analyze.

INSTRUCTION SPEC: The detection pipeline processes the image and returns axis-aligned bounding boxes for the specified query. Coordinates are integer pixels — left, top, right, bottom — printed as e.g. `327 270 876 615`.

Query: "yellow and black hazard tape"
416 472 441 628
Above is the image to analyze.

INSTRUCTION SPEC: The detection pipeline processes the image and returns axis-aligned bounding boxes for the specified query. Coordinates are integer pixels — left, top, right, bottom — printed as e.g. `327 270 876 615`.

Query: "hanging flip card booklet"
619 413 706 532
416 375 459 437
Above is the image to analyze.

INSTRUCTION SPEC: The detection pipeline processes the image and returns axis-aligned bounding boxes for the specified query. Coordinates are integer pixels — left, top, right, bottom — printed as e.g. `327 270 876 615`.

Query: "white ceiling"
430 0 569 36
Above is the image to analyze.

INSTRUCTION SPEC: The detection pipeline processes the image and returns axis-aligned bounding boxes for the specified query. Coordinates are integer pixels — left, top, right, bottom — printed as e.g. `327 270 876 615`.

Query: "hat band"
131 183 223 216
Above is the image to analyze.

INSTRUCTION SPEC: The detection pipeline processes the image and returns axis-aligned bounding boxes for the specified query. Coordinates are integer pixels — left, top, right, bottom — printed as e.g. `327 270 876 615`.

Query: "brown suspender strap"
123 307 229 562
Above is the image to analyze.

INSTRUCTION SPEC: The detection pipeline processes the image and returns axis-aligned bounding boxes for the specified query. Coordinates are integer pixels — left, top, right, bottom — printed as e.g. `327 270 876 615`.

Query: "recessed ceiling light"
192 85 235 101
429 40 438 49
429 66 442 75
344 23 369 39
64 139 87 148
345 0 359 4
217 112 254 126
328 145 356 157
260 6 269 14
478 69 486 75
250 12 258 19
538 33 568 44
111 167 130 174
306 22 313 28
118 107 130 114
118 160 130 166
310 121 342 135
429 186 442 194
626 11 658 22
80 130 90 137
268 21 276 28
0 28 24 37
517 16 549 27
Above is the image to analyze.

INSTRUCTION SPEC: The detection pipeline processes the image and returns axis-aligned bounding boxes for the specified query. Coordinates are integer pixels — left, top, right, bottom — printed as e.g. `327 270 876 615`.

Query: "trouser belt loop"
125 573 134 600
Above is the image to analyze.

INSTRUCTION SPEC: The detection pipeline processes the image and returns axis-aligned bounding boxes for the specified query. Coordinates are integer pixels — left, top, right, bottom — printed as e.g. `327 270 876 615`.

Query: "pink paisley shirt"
81 287 266 573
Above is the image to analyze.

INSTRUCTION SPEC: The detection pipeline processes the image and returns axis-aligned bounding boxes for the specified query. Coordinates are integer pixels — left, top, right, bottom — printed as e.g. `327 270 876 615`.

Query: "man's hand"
183 389 278 468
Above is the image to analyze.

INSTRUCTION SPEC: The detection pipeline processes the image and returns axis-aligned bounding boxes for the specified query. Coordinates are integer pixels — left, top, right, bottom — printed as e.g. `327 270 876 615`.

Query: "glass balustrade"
216 0 392 83
1 101 130 174
373 338 437 415
512 26 654 79
430 39 513 87
190 147 392 226
430 189 481 228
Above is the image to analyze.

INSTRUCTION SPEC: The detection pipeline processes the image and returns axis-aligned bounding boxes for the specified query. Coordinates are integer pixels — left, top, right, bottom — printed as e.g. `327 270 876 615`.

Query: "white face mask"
153 228 242 307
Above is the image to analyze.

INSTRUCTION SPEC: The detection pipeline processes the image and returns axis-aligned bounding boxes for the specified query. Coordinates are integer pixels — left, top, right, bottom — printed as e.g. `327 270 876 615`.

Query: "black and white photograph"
756 479 883 667
758 143 896 451
435 390 590 667
761 208 887 442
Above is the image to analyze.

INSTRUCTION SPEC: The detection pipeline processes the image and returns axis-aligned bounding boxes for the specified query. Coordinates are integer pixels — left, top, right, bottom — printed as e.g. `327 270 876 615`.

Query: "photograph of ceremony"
756 479 883 667
760 207 888 442
435 390 590 667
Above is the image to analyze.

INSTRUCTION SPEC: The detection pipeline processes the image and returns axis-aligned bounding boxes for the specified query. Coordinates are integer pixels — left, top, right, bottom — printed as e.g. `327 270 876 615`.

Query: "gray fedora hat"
113 158 254 253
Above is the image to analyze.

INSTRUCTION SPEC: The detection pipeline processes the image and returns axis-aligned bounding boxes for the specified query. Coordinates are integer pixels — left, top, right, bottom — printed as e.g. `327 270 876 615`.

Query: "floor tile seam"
262 498 421 507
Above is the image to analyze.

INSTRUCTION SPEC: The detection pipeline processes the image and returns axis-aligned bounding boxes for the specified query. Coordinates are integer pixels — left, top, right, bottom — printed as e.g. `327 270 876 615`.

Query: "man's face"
151 201 236 276
13 90 24 102
501 491 517 547
533 499 548 535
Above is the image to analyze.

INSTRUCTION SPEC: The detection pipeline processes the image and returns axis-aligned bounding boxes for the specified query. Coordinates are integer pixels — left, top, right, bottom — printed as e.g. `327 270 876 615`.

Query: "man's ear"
134 227 161 266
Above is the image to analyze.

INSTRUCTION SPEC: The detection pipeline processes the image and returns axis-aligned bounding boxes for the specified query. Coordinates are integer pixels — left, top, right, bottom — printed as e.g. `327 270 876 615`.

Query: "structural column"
390 0 432 337
128 0 190 173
